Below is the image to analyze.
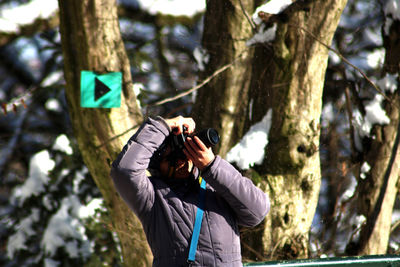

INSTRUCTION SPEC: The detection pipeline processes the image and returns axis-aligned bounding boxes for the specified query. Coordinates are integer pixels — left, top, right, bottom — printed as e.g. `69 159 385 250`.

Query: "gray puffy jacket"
110 117 270 266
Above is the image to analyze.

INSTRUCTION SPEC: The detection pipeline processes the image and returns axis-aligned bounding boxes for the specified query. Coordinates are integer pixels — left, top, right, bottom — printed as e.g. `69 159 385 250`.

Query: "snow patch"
41 195 92 258
0 0 58 32
252 0 292 25
79 198 105 220
376 74 398 94
247 0 292 45
360 162 371 179
7 209 40 258
133 83 144 109
193 47 209 71
137 0 205 16
321 102 335 128
12 150 55 205
246 24 277 46
52 135 73 155
352 93 390 151
226 109 272 169
384 0 400 35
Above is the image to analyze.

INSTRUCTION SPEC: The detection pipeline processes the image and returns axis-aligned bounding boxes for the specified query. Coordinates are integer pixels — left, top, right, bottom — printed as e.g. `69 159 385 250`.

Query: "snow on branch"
146 48 250 108
226 109 273 170
246 0 312 46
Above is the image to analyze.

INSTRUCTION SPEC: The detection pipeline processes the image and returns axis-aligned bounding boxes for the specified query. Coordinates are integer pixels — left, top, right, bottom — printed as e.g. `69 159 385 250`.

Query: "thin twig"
246 4 392 105
238 0 257 31
95 123 140 149
1 86 36 115
291 24 393 104
241 240 267 262
147 49 249 107
391 219 400 234
270 235 287 259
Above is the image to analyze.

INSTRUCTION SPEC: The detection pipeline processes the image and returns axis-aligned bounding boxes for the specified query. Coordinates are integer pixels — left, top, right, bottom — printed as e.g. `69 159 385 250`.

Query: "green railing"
244 255 400 266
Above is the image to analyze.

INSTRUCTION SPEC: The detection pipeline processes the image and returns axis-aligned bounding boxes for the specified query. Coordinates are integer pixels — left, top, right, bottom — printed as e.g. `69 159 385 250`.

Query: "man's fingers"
192 136 207 150
176 116 195 134
168 117 196 135
184 119 196 134
183 141 197 159
186 137 202 152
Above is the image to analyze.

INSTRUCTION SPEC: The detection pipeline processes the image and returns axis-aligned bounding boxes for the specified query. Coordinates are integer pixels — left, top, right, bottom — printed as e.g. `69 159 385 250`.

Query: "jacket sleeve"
110 117 170 218
201 156 270 227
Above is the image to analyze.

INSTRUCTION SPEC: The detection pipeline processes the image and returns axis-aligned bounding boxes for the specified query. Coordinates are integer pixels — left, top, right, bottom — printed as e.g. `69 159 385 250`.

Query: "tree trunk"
351 7 400 255
257 0 347 259
195 0 347 260
355 93 400 255
192 0 255 157
58 0 151 265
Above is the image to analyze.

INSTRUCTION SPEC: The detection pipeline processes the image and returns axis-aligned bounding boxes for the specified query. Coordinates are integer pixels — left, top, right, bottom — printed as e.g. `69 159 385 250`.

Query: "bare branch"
291 24 393 104
238 0 256 31
241 240 267 262
146 48 249 107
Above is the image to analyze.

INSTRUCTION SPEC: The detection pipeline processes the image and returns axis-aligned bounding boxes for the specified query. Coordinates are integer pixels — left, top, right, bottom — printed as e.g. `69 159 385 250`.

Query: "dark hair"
149 137 170 170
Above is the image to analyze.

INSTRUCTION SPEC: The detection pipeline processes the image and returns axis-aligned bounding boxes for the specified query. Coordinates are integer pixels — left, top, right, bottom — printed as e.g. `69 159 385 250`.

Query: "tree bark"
58 0 151 266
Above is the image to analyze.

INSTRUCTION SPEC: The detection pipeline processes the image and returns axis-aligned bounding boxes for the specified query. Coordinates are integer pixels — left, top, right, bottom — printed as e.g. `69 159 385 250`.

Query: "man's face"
159 145 194 179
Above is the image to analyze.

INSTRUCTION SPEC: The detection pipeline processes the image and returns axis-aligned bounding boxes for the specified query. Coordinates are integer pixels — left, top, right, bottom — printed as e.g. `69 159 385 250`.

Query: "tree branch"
146 48 249 107
238 0 256 31
257 0 313 25
0 107 28 177
291 24 393 104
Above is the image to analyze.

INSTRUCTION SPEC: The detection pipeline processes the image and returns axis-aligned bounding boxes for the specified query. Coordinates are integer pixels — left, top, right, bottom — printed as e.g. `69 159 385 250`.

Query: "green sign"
244 255 400 266
80 71 122 108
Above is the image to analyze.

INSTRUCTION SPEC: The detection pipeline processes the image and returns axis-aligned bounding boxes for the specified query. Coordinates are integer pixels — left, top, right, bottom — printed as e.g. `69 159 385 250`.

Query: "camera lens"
196 128 220 147
207 129 220 146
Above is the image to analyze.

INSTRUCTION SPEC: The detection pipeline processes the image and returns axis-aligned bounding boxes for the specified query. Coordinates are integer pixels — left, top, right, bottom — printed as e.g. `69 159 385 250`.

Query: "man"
110 115 270 266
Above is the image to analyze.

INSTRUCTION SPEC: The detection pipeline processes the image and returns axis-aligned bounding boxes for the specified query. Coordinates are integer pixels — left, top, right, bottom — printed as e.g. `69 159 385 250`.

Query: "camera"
170 127 220 159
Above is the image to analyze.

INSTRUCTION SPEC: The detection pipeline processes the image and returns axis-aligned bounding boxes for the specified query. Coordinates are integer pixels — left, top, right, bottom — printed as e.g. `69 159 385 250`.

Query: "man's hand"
164 116 196 135
184 136 215 171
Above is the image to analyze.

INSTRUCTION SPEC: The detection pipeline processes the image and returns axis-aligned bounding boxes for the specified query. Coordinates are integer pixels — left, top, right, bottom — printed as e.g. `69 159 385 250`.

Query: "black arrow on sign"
95 77 111 101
